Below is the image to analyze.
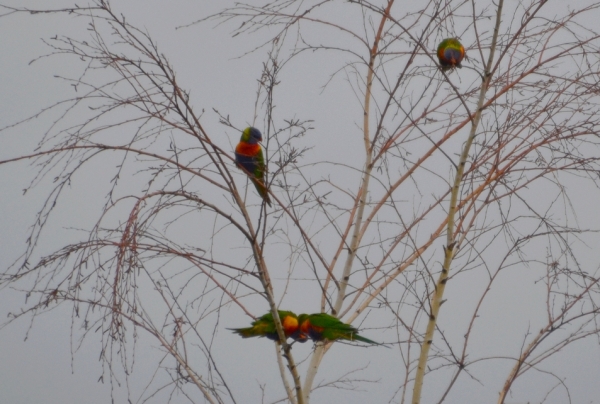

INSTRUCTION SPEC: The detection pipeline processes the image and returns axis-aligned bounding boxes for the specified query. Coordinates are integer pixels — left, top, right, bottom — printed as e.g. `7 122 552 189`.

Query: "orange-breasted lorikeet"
437 38 465 70
234 127 272 206
229 310 306 342
297 313 378 344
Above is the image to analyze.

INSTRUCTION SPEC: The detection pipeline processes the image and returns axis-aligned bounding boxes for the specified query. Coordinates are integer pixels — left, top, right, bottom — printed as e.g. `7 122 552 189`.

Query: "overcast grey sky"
2 1 600 404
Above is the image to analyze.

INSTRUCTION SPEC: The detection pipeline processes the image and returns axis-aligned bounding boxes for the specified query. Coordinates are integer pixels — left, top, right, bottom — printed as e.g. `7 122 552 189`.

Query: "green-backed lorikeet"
297 313 378 344
229 310 307 342
437 38 465 70
235 127 272 206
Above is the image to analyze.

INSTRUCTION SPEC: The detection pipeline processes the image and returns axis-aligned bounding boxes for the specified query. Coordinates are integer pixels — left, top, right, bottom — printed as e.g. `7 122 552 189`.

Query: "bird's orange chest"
301 321 323 333
236 142 260 156
282 316 299 333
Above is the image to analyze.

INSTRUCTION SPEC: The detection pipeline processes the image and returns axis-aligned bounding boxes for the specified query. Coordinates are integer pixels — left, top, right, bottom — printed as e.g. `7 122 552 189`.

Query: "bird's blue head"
242 127 263 144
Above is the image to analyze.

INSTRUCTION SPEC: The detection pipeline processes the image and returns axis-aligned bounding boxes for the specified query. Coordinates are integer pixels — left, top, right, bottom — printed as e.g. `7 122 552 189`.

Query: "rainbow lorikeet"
297 313 378 344
229 310 307 342
437 38 465 70
234 127 272 206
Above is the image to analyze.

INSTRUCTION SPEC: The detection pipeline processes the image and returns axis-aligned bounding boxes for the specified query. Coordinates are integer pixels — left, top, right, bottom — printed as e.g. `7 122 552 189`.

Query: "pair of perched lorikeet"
229 311 378 345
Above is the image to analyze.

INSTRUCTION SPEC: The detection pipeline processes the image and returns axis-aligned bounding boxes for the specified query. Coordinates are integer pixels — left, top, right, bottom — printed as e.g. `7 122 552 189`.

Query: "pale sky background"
2 1 600 403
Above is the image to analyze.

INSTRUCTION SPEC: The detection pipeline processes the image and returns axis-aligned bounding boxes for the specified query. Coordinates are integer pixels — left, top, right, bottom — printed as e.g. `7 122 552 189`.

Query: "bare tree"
3 0 600 403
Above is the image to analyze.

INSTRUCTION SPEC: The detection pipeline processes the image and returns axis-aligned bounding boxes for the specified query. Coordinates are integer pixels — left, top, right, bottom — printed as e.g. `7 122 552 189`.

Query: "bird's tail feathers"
228 328 256 338
252 179 272 206
348 332 390 347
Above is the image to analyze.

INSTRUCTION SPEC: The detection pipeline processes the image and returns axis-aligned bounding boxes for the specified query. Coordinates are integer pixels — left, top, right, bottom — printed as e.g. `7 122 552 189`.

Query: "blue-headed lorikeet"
297 313 378 344
229 310 307 342
235 127 272 206
437 38 465 70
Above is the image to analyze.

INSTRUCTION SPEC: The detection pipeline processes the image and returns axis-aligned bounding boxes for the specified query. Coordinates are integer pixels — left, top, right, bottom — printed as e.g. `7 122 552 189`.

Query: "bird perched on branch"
229 310 306 342
235 126 272 206
297 313 378 344
437 38 465 70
